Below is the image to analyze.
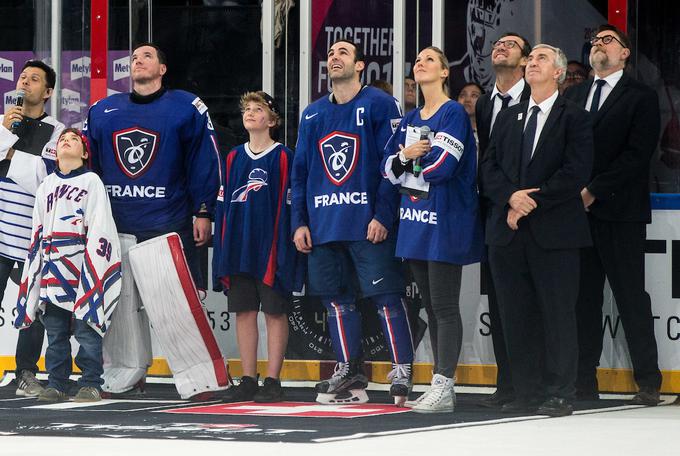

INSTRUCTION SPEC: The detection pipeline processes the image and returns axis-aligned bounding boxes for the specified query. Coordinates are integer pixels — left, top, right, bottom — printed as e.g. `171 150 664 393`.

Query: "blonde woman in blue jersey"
383 47 484 413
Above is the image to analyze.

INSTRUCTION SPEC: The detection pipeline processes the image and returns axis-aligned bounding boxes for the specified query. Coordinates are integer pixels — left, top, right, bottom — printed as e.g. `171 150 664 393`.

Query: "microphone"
413 125 430 177
11 90 24 134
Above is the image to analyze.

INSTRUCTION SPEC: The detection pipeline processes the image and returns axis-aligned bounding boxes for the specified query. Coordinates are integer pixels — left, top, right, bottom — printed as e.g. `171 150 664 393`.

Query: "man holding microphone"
0 60 64 397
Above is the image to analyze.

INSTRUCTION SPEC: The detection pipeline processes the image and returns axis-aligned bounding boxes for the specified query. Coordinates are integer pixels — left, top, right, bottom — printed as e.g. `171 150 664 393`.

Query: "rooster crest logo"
231 168 269 202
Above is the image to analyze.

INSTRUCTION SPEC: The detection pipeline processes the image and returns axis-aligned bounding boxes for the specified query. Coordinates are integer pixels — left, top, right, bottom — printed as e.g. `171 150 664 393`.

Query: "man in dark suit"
563 24 662 406
475 32 532 408
481 44 594 417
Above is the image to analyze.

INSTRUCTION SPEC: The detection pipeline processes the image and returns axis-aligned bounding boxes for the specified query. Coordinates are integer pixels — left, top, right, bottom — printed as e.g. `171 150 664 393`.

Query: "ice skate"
388 363 412 407
315 361 369 404
412 374 456 413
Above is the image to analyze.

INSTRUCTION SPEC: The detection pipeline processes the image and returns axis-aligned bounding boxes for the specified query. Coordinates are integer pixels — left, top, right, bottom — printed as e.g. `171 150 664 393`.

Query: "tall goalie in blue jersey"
84 43 228 400
292 39 414 405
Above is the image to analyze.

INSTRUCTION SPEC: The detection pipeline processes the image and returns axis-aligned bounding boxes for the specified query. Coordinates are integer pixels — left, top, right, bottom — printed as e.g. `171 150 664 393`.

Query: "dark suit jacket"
563 74 660 223
481 95 594 249
476 82 532 161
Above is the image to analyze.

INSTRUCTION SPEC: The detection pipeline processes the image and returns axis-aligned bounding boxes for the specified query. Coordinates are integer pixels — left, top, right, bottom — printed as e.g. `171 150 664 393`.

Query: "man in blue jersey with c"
292 39 414 405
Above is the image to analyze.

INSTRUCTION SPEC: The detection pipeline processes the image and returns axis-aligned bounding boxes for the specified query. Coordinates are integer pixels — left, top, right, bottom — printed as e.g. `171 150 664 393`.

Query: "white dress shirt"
490 78 526 130
585 69 623 111
525 90 559 157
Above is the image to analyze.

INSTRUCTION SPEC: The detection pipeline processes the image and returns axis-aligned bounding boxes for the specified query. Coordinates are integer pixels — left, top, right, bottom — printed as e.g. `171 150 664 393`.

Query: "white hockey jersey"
14 168 122 336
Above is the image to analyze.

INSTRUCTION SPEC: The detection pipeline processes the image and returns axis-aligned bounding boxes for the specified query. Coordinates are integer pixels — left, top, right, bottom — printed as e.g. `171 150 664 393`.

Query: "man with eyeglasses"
560 61 588 94
564 24 662 406
475 32 532 409
481 43 594 417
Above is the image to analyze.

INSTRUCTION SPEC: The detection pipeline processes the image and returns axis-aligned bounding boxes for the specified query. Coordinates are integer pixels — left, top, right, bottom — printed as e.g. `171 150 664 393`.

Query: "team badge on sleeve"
318 131 360 186
113 127 160 178
192 97 208 115
390 118 401 133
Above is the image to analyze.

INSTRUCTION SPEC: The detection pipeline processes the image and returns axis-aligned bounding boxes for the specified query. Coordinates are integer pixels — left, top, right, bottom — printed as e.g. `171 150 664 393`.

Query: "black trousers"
409 260 462 378
0 256 45 377
481 260 513 393
489 227 579 400
576 217 662 392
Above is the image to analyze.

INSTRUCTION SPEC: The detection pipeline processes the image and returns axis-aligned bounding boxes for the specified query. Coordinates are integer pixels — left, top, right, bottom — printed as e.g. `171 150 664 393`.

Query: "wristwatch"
398 150 409 165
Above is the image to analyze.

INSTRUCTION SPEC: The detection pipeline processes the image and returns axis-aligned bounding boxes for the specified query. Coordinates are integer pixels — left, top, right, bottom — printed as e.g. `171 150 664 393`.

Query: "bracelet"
195 212 212 219
398 150 409 165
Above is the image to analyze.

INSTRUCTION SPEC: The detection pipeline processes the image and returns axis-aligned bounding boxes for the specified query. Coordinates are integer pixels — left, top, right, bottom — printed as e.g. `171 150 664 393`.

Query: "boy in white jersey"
14 128 121 403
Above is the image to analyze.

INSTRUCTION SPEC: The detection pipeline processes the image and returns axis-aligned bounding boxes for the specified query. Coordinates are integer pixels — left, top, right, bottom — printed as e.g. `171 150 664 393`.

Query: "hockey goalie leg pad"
102 233 153 393
128 233 230 399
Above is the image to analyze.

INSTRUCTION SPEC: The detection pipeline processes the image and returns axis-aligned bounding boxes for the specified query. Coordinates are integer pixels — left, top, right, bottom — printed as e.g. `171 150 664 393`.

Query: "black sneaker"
15 370 44 397
254 377 284 403
222 375 258 402
630 387 661 406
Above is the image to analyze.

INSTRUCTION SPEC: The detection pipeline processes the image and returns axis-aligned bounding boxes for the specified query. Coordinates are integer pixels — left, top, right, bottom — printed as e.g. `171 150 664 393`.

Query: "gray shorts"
227 274 290 315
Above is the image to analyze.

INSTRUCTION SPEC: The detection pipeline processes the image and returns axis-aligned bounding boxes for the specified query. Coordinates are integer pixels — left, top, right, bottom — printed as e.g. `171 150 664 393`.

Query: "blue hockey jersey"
213 142 300 295
382 101 484 265
83 89 220 234
291 86 402 244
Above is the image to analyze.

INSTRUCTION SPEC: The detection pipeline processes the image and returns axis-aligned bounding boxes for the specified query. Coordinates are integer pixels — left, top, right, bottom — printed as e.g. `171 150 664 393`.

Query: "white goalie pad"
102 234 153 393
128 232 230 399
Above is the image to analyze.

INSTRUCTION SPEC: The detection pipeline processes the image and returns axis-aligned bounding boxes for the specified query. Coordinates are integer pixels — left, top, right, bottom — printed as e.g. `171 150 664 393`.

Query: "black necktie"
589 79 606 113
520 105 541 186
497 93 512 110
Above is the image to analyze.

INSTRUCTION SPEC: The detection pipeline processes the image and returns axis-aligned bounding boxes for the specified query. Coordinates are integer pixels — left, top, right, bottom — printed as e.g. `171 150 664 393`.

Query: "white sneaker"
404 390 427 408
412 374 455 413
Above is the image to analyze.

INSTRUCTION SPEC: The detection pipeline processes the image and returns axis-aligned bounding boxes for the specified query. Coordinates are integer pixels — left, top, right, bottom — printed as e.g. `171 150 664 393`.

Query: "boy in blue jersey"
213 91 297 403
292 39 414 405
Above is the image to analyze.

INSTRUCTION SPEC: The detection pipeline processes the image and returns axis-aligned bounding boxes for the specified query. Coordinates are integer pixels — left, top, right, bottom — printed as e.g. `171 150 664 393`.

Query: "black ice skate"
315 360 369 404
388 363 413 407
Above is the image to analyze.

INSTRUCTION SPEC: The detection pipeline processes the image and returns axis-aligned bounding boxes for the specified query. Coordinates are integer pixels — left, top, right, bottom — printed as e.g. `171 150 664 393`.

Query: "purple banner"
1 50 131 128
60 50 131 128
1 52 38 115
312 0 395 101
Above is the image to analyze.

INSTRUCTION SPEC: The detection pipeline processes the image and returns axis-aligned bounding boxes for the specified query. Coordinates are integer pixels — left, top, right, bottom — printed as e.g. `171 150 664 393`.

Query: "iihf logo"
318 131 360 186
231 168 268 202
113 127 159 179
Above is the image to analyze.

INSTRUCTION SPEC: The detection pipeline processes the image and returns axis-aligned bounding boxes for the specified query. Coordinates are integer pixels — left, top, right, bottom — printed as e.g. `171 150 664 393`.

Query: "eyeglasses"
493 40 521 50
590 34 627 48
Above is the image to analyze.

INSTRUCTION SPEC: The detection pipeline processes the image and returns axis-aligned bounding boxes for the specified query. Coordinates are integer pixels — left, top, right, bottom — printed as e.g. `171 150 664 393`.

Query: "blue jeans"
42 303 103 392
0 256 45 377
